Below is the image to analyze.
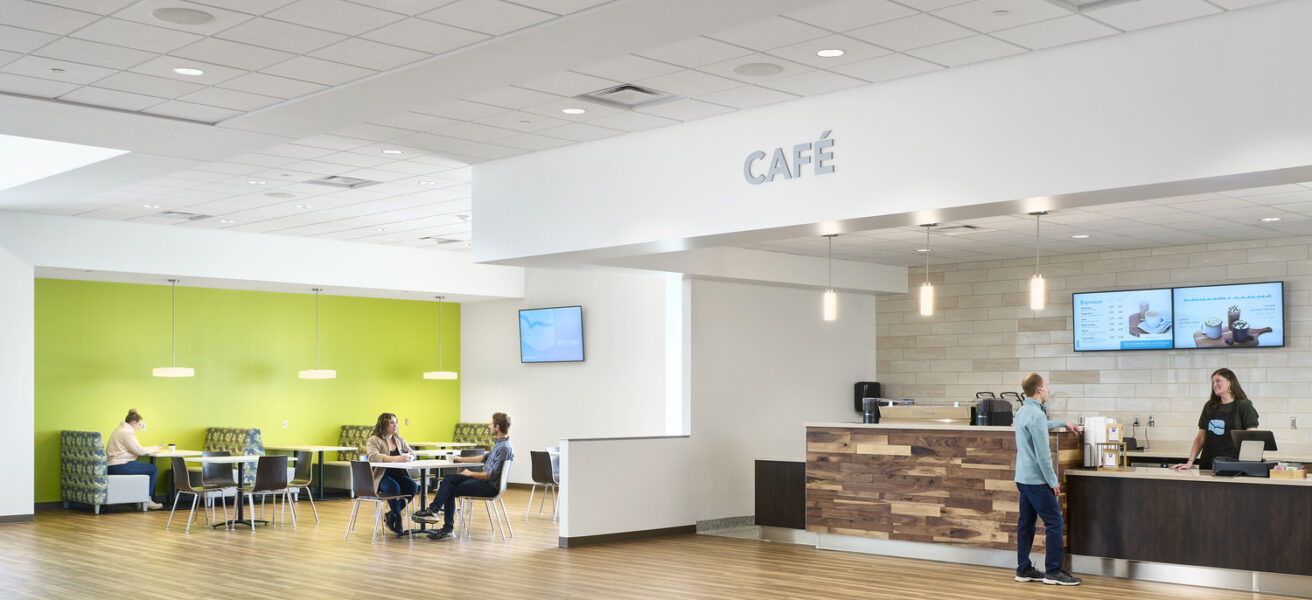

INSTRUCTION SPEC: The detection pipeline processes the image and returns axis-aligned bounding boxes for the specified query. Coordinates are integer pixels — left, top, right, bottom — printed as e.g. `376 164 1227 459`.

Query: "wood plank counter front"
806 423 1082 552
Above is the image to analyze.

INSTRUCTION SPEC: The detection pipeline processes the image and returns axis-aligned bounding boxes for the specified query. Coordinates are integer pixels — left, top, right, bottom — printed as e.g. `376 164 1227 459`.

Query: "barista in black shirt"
1171 368 1259 471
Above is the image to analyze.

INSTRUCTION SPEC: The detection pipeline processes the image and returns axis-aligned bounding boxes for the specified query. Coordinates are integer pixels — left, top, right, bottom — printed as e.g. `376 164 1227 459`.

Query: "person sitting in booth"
105 408 164 510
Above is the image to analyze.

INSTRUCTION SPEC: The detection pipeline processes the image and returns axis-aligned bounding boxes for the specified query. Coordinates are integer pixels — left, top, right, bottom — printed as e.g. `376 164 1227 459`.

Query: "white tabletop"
368 459 481 469
408 441 477 448
266 445 358 453
413 448 458 457
148 449 204 458
185 455 296 464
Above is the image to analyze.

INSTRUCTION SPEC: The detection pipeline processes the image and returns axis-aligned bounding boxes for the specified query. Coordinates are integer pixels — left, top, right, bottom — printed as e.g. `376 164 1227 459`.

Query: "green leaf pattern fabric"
60 430 109 506
203 427 264 486
452 422 494 450
337 425 373 461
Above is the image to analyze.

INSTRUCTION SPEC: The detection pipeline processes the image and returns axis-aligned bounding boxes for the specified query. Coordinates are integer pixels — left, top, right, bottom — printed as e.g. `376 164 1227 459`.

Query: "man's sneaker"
427 527 454 540
1043 571 1082 586
411 511 438 524
145 501 164 510
1014 567 1044 582
412 507 435 518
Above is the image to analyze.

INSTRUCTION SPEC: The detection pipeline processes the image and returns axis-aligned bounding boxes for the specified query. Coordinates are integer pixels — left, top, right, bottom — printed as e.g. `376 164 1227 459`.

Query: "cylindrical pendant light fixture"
299 288 336 379
919 224 935 316
822 234 837 321
423 295 459 380
1030 211 1047 311
152 279 194 377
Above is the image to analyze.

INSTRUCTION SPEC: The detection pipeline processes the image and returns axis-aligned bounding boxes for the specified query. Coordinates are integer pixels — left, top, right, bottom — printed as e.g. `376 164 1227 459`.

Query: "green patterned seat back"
337 425 373 461
61 430 108 506
452 422 494 450
203 427 263 485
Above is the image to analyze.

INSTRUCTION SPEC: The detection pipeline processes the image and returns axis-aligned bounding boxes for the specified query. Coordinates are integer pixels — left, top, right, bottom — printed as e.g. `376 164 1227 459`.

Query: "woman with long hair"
1171 368 1259 471
365 412 417 534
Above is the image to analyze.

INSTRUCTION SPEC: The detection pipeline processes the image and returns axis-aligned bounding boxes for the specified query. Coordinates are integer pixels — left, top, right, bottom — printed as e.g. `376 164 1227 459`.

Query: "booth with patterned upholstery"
321 425 372 495
60 430 151 514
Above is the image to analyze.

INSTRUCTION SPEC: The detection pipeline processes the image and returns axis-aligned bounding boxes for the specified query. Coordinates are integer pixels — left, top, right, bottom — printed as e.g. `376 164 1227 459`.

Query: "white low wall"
559 435 696 540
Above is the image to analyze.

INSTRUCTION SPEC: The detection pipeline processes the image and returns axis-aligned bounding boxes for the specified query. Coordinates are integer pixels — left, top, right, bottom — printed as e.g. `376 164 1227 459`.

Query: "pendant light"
919 224 936 316
298 288 336 379
822 234 837 321
1030 211 1047 311
152 279 194 377
423 296 459 380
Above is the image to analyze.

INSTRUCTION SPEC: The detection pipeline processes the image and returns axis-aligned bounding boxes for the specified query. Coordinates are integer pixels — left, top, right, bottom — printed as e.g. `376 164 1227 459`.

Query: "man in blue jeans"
1014 373 1083 586
412 412 515 540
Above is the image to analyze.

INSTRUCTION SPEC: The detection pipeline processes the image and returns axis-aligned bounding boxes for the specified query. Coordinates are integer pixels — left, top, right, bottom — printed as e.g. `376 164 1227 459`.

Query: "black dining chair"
345 461 410 542
526 450 559 520
167 456 231 532
286 450 318 523
243 455 294 530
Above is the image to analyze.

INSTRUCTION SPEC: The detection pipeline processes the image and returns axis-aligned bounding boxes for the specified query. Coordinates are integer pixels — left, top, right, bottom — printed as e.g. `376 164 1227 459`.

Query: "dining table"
184 455 295 529
368 457 481 538
407 441 478 449
265 444 358 500
146 448 204 506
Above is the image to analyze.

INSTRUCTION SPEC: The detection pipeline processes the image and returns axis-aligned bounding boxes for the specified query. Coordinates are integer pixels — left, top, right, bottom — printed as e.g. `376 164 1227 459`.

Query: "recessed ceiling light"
375 228 386 232
295 204 311 209
265 192 294 198
247 180 266 185
915 248 932 253
173 67 205 76
152 7 216 25
1071 234 1091 239
219 219 235 224
144 204 160 209
1260 216 1283 222
561 108 586 115
734 62 785 76
418 180 438 185
816 49 845 58
381 149 403 155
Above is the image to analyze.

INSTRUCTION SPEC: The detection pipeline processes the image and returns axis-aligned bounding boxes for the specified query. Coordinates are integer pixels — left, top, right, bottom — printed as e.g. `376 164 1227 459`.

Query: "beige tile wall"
875 237 1312 448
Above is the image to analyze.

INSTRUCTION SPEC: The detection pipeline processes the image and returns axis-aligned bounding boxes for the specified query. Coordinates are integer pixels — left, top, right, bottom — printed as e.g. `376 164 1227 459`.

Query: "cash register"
1211 430 1277 477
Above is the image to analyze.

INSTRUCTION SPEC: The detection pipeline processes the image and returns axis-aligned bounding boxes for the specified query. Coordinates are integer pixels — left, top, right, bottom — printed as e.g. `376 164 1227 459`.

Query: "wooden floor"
0 489 1299 600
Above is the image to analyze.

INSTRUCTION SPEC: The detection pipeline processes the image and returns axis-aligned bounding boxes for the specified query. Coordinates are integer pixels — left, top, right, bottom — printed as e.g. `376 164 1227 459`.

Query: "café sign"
743 130 835 185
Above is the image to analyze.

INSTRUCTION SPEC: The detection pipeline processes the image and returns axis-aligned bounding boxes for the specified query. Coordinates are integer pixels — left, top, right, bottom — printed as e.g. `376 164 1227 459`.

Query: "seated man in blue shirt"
413 412 515 540
1014 373 1083 586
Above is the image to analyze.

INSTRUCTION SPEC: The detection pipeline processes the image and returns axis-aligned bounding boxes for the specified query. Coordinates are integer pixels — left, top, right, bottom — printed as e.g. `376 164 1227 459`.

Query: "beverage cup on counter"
1203 318 1223 339
1232 320 1251 342
1228 305 1241 328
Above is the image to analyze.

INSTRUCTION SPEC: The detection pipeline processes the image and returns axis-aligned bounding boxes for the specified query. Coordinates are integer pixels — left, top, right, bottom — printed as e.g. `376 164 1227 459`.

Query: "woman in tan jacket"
365 412 416 534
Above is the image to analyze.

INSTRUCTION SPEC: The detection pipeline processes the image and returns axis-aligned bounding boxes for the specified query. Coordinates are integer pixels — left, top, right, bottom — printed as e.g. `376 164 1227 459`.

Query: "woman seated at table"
366 412 417 534
105 408 164 510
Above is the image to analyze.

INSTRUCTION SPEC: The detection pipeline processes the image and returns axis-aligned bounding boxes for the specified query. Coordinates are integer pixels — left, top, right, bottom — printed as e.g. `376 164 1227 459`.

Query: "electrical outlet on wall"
404 418 410 426
282 420 288 429
1293 416 1300 430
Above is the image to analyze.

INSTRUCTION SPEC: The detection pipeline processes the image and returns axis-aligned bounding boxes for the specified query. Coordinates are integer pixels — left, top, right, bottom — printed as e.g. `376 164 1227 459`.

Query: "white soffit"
0 133 127 192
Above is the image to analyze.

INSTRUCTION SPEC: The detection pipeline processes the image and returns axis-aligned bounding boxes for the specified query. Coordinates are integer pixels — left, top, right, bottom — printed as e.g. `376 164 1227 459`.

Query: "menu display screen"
1073 288 1175 351
1173 282 1284 349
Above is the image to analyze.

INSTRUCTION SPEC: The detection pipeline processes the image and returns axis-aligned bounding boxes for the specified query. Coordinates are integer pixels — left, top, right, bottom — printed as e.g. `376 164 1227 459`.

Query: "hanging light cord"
827 236 833 288
924 225 931 284
436 296 445 370
314 288 322 369
1034 212 1041 277
169 279 178 367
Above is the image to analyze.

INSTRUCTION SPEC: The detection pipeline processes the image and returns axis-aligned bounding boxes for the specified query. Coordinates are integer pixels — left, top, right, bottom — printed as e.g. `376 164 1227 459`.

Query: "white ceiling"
0 0 1289 257
745 183 1312 266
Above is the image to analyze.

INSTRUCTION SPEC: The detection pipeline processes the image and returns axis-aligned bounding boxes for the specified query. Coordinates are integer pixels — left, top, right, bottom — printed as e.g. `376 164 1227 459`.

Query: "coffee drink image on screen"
1203 318 1223 339
1232 319 1251 342
1227 305 1241 328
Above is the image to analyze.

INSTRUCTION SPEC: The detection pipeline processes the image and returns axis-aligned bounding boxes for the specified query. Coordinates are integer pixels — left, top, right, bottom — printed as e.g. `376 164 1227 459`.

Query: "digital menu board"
1073 288 1174 351
1173 282 1284 349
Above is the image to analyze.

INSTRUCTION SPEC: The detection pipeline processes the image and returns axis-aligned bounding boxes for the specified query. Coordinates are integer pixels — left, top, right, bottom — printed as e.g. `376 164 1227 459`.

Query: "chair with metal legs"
167 456 232 532
287 450 319 523
243 455 294 530
525 451 558 520
459 460 514 540
344 461 411 542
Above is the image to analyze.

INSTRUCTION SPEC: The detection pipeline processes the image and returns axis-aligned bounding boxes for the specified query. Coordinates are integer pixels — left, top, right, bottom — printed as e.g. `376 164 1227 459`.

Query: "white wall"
559 436 695 539
687 279 877 520
461 266 675 484
0 246 34 518
474 1 1312 264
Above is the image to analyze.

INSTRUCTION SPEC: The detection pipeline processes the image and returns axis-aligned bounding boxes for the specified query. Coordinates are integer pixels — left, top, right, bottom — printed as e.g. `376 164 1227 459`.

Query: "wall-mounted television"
519 305 584 363
1073 287 1175 351
1172 281 1284 349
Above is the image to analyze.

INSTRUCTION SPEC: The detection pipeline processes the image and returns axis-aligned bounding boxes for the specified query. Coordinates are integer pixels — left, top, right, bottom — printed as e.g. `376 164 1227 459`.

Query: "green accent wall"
34 279 461 503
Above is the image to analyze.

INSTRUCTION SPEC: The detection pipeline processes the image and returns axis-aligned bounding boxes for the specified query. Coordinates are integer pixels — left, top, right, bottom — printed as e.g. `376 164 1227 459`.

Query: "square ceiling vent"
307 175 381 189
576 84 678 110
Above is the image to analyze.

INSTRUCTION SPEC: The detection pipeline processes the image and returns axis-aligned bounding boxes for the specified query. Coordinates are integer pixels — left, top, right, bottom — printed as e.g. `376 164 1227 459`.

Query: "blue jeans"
431 473 496 529
378 470 417 515
1016 482 1065 575
108 461 158 499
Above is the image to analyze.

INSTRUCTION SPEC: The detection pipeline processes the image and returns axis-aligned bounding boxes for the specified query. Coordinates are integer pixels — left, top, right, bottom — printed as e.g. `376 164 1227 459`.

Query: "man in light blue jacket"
1014 373 1083 586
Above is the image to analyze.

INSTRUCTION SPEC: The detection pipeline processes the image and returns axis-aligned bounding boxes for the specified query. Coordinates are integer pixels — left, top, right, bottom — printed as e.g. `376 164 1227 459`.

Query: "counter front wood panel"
806 426 1082 551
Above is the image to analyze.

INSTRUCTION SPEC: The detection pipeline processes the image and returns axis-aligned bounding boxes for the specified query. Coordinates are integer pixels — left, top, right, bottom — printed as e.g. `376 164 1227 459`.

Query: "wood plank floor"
0 489 1299 600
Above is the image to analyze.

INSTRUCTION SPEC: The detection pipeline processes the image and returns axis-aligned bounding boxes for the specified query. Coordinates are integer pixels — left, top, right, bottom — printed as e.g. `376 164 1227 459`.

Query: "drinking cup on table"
1203 318 1223 339
168 443 176 454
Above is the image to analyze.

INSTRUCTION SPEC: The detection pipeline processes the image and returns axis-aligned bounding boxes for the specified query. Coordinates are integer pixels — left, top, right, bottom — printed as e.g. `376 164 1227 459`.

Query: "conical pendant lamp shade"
153 279 194 377
424 296 458 380
299 288 336 379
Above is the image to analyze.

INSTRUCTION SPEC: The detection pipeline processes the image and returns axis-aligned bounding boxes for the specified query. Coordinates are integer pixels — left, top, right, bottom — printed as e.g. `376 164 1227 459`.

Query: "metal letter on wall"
743 130 835 185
